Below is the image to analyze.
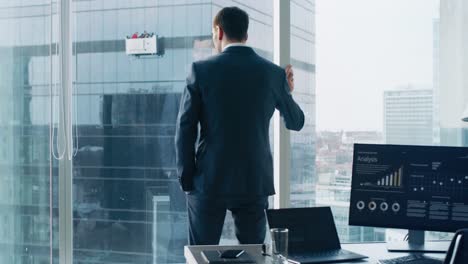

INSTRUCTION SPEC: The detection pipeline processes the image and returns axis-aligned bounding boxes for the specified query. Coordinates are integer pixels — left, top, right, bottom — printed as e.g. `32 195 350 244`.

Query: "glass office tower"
384 88 434 145
0 1 58 263
71 0 314 263
290 0 317 209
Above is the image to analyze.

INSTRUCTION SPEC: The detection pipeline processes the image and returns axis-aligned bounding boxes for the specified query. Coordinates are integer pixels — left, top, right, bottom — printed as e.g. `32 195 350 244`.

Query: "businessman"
175 6 305 245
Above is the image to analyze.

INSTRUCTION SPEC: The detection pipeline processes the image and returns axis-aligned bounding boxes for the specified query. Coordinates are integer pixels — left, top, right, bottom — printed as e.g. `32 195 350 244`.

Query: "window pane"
72 0 273 262
0 1 58 263
315 0 444 243
290 0 316 209
426 0 467 241
72 1 205 263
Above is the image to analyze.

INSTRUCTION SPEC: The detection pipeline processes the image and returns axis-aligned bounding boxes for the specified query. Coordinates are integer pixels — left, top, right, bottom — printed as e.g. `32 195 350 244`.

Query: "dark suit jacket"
175 46 304 199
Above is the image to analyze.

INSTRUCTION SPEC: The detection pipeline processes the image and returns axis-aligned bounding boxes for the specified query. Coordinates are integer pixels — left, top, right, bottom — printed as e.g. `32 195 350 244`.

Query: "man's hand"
285 64 294 92
179 176 194 193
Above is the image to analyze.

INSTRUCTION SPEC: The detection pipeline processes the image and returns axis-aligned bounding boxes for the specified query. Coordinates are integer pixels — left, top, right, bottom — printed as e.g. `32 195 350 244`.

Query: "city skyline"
316 0 439 132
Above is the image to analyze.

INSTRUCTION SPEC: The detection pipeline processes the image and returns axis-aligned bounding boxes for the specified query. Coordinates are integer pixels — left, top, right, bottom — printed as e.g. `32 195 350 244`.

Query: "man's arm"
274 66 305 131
175 63 201 192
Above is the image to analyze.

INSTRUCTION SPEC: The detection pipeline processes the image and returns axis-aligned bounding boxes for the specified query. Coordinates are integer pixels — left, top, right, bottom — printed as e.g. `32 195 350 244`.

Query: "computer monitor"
349 144 468 253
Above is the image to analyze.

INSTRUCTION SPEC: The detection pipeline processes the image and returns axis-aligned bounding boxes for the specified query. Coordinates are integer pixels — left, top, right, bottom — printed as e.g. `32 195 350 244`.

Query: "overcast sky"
315 0 439 132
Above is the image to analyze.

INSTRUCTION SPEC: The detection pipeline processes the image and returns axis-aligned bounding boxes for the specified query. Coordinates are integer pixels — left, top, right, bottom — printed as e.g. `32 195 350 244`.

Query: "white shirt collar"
222 42 247 52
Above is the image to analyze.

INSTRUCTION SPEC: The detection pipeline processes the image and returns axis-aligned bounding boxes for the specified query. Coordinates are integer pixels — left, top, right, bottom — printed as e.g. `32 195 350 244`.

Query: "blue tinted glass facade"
71 1 281 263
290 0 316 208
0 1 316 263
0 1 58 263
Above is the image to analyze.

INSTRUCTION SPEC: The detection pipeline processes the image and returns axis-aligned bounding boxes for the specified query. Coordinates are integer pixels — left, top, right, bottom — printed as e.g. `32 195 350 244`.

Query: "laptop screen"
266 207 341 253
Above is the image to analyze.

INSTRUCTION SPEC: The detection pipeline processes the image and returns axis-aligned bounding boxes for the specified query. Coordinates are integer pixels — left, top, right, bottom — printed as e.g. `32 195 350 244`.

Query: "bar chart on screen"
359 166 404 190
376 166 403 187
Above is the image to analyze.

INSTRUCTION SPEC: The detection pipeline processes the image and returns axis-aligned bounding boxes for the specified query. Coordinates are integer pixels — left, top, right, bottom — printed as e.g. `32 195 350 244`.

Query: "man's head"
212 7 249 52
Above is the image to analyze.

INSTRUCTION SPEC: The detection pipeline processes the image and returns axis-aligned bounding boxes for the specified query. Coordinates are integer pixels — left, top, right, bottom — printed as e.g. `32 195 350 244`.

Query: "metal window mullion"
273 0 291 209
58 0 73 263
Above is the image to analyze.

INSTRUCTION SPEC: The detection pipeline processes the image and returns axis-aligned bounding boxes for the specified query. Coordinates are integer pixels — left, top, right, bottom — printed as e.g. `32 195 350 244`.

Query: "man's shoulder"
255 55 284 73
192 52 284 76
192 53 223 68
193 53 285 81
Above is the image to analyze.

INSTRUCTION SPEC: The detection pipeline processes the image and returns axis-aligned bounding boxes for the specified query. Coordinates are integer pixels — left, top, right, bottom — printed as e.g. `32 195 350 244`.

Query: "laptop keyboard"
378 255 443 264
290 249 345 259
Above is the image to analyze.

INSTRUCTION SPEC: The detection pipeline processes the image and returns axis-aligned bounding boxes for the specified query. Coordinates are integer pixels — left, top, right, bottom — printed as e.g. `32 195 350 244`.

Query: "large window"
71 0 273 262
2 0 468 263
0 1 58 263
72 1 209 262
290 0 316 209
314 0 466 243
73 0 207 263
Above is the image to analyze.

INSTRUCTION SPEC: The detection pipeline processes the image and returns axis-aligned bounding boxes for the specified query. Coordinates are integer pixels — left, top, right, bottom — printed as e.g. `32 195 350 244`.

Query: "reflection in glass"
72 1 273 262
0 1 58 263
289 1 316 208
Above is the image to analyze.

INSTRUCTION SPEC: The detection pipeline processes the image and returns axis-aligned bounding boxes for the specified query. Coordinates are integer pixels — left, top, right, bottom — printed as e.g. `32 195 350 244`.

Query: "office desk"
184 243 447 264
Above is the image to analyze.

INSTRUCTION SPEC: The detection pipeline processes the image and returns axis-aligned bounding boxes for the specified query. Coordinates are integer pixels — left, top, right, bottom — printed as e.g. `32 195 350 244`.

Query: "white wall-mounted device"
126 35 164 57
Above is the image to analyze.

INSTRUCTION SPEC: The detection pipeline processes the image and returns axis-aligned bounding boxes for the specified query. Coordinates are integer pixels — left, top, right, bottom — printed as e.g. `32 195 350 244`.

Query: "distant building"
315 131 384 242
384 88 433 145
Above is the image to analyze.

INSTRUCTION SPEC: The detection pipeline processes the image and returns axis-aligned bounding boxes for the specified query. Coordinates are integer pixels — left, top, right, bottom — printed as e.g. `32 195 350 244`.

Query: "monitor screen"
349 144 468 232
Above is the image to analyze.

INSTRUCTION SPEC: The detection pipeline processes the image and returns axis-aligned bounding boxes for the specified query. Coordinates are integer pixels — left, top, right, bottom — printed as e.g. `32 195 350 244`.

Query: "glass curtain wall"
71 1 208 263
0 1 58 263
71 0 272 263
289 0 316 209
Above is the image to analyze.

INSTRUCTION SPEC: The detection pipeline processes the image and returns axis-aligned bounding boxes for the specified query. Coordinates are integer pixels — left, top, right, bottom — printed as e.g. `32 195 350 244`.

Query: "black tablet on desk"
201 250 255 264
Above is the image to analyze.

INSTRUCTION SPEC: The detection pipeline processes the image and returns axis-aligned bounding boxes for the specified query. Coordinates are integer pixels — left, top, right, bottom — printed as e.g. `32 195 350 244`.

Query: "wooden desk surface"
185 243 447 264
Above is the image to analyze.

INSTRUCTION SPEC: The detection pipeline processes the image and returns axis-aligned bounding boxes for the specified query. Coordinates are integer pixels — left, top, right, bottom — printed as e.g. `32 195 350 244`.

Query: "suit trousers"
186 194 269 245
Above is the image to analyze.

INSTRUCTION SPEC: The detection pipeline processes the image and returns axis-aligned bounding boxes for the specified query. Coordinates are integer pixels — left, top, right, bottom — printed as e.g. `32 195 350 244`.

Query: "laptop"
266 207 367 264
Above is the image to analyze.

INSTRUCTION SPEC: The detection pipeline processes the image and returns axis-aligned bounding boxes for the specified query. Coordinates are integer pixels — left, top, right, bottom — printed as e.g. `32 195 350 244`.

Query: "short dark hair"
213 7 249 41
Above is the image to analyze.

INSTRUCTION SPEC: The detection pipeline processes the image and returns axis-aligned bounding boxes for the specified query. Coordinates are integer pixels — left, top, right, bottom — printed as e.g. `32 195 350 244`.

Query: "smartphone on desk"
201 249 253 264
219 249 245 259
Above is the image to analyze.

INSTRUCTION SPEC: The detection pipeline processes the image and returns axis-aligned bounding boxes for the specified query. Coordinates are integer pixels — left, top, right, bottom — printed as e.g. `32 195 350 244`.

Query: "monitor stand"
387 230 450 253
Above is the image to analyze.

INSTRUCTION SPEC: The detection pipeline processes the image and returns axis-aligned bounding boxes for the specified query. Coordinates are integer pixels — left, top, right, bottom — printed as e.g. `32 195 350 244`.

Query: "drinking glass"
270 228 289 262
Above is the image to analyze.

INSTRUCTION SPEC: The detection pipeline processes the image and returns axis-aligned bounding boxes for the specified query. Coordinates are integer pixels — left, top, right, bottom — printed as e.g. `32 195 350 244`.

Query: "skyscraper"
290 0 316 209
0 1 315 263
384 88 434 145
